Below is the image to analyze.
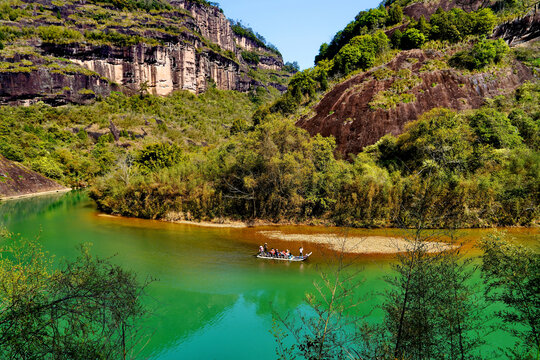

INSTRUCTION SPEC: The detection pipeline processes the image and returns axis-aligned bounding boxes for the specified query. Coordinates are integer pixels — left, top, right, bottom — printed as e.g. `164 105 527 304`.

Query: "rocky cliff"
0 155 67 199
0 0 289 104
297 49 534 156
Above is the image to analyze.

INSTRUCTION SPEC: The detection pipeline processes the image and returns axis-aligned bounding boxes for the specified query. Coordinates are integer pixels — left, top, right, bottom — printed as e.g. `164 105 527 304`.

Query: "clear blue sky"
217 0 382 70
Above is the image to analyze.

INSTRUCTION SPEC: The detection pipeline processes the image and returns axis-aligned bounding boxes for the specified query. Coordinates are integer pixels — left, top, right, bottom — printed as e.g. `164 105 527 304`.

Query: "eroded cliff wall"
297 49 534 156
0 0 288 104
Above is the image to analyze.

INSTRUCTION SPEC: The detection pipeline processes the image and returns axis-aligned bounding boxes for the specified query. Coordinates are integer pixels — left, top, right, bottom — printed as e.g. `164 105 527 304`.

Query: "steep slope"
294 1 540 156
297 48 534 155
0 155 67 198
0 0 290 105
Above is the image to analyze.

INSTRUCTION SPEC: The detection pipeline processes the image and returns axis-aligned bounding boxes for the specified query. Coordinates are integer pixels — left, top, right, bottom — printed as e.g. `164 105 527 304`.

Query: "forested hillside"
0 0 538 228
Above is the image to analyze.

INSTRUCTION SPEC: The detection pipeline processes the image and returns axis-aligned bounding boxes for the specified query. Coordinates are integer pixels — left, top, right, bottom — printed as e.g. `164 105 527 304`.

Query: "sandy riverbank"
0 188 72 201
171 220 249 228
258 231 454 254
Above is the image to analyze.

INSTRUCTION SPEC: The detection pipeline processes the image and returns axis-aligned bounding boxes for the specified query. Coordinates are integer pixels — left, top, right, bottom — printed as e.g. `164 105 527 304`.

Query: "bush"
400 28 426 50
37 26 83 44
391 29 402 49
241 51 260 64
469 108 522 149
450 39 509 70
333 31 389 75
135 143 183 172
387 4 403 26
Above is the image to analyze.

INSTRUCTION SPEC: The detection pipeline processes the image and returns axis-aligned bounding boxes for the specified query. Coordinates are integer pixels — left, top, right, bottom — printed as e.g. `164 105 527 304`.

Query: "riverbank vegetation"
89 81 539 227
0 228 149 359
274 231 540 360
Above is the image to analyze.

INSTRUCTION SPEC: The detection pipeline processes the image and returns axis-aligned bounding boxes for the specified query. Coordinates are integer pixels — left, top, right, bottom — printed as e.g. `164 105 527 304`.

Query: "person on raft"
258 245 303 258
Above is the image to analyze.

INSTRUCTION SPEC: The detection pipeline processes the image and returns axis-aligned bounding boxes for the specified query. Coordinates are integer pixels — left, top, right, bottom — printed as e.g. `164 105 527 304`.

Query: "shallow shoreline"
258 231 454 254
0 188 72 201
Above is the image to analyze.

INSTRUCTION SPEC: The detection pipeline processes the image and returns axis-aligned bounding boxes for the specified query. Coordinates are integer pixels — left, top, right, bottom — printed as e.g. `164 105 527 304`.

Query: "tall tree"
480 233 540 359
383 231 485 360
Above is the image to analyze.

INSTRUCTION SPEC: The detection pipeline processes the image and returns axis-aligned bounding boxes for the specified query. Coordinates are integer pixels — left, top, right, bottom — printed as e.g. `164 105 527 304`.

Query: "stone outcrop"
493 8 540 46
0 53 116 106
0 0 289 105
43 42 254 95
297 50 534 156
0 155 67 198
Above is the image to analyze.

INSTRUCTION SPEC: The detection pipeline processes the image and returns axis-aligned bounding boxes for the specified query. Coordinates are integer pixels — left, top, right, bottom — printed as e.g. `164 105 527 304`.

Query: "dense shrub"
387 4 403 26
241 51 260 64
469 108 522 149
90 83 540 227
400 28 426 50
37 26 83 44
135 143 183 172
333 31 389 74
450 39 509 70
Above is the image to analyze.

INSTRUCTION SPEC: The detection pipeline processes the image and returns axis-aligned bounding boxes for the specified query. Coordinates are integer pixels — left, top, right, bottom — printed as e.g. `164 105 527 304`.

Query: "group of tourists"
258 243 304 259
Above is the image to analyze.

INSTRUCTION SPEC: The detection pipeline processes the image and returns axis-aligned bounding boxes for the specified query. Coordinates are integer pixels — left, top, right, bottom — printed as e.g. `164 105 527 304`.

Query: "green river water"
0 191 538 359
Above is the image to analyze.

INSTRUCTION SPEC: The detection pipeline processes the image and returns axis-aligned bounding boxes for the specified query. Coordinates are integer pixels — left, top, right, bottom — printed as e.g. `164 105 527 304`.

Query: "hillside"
0 0 538 228
0 0 292 105
298 47 534 154
0 155 67 198
280 0 540 156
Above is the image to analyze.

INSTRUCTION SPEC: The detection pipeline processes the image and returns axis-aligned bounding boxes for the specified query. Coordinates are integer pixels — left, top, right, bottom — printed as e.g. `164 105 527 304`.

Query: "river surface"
1 192 538 359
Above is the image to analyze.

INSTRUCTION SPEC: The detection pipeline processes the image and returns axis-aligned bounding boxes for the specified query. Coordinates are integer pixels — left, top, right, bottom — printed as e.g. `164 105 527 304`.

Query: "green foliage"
480 233 540 357
390 29 402 49
241 50 260 64
90 0 171 11
333 31 389 75
0 230 147 359
135 142 183 172
315 6 389 63
282 61 299 73
387 4 403 26
430 8 497 43
369 69 421 110
0 88 262 188
230 20 280 55
469 108 522 148
450 39 509 70
400 28 426 50
37 26 83 44
384 236 484 360
91 83 540 228
85 29 157 46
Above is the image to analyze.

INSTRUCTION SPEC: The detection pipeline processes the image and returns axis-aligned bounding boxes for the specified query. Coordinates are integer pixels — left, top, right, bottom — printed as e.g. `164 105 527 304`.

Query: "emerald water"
1 192 538 359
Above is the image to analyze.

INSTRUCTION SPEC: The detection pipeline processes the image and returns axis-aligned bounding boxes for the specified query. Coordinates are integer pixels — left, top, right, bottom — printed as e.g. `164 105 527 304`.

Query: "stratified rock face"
402 0 485 20
234 34 284 70
0 0 288 104
0 53 116 106
493 10 540 46
173 0 236 53
297 50 534 156
44 42 253 95
0 156 67 198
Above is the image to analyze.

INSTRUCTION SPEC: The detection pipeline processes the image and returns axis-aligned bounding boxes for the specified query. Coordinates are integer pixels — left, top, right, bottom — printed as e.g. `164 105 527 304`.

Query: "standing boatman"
299 246 303 257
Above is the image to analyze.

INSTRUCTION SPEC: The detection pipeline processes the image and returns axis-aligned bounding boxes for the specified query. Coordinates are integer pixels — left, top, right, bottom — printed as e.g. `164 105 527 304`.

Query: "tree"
400 28 426 50
0 230 149 359
387 4 403 26
383 230 485 360
135 142 183 172
390 29 403 49
273 239 366 360
480 233 540 359
469 108 522 149
283 61 300 73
